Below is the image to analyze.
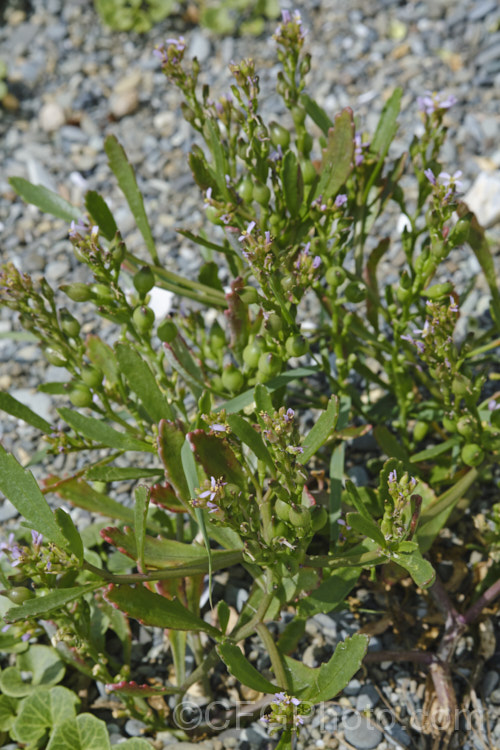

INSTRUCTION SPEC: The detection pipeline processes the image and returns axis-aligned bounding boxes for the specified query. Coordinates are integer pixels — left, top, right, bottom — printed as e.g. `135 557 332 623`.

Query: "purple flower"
488 399 499 411
238 221 256 242
438 170 463 193
69 218 89 239
388 470 397 483
21 631 32 642
424 168 436 185
334 194 348 208
281 10 291 23
210 423 227 433
165 37 186 52
264 230 272 245
206 501 219 513
283 408 295 422
290 697 301 706
273 691 287 703
312 255 321 269
448 296 458 313
417 91 457 115
31 530 43 548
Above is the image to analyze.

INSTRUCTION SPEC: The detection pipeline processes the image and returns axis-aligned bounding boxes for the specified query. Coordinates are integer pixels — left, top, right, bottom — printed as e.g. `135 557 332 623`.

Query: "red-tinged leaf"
224 277 250 358
188 429 246 488
150 482 186 512
104 584 222 637
105 680 178 697
157 419 191 505
315 108 355 200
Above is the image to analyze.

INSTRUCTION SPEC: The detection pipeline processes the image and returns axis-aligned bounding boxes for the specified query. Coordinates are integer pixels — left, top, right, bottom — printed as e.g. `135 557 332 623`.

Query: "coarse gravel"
1 1 500 749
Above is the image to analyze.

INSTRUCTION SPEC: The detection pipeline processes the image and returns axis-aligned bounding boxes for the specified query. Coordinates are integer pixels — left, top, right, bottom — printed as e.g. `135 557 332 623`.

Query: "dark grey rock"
356 685 380 711
343 714 383 749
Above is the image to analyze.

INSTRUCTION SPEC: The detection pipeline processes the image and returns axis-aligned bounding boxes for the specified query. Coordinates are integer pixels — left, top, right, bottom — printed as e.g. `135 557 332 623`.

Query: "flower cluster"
273 10 307 50
262 691 308 733
381 470 419 543
192 476 227 514
424 168 463 204
417 90 457 117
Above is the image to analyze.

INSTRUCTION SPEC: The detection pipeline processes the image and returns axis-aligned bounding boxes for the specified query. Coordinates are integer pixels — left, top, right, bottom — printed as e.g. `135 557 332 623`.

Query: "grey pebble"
124 718 148 737
10 388 53 423
344 678 362 696
343 714 383 749
356 686 380 711
482 670 499 697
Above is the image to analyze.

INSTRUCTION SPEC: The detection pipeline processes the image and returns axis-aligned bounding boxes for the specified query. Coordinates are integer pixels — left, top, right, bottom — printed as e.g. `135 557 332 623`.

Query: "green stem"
256 622 289 691
231 589 275 641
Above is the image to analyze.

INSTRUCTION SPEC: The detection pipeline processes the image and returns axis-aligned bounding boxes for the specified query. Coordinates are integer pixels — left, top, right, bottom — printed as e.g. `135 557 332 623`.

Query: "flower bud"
423 282 454 300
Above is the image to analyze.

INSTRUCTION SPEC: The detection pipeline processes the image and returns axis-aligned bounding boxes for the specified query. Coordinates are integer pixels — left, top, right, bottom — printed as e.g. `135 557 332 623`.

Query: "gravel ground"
1 0 500 749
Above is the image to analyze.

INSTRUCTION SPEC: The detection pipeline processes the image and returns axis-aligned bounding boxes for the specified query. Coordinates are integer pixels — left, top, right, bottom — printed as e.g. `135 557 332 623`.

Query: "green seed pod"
60 283 92 302
258 351 282 378
7 587 35 604
325 266 345 287
300 159 317 185
68 383 93 408
133 266 155 296
133 305 155 333
461 443 485 467
243 337 267 368
59 308 81 338
269 121 291 149
206 205 223 225
253 183 271 206
43 347 67 367
285 334 309 358
91 283 115 302
344 282 367 303
442 416 456 433
456 417 475 439
264 313 283 336
271 520 289 540
221 364 244 393
451 374 471 398
311 505 328 532
297 132 313 156
237 177 254 203
275 498 291 523
291 105 306 126
413 420 429 443
288 505 311 530
111 242 126 267
81 365 102 388
449 217 470 247
423 282 454 300
157 319 178 343
209 321 226 351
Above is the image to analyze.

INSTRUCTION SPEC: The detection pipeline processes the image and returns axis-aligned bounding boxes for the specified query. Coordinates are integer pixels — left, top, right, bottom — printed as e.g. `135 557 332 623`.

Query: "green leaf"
5 584 102 624
217 600 230 634
220 367 319 414
134 485 150 572
254 383 274 415
283 633 368 702
57 408 154 452
104 135 158 264
344 479 376 522
373 425 410 462
371 87 402 157
85 465 164 482
18 645 65 689
315 108 355 200
0 444 67 547
9 177 80 222
298 567 361 617
329 441 344 543
10 686 79 746
0 694 18 731
217 643 279 693
157 420 190 504
282 150 304 215
390 549 435 588
46 712 111 750
300 93 333 135
0 391 52 432
346 512 386 547
85 335 119 385
298 396 338 464
410 438 457 462
55 508 84 563
206 119 230 200
105 584 221 637
226 413 274 470
275 730 293 750
48 477 137 525
84 190 118 241
115 342 173 421
181 436 212 603
163 339 205 399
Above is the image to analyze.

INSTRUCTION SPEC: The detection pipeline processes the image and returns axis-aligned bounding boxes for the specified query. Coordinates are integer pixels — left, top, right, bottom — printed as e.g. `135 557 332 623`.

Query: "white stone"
463 171 500 228
39 101 65 132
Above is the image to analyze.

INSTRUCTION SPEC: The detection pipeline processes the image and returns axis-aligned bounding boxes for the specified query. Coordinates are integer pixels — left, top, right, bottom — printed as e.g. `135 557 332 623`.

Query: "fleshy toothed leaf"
410 438 457 462
371 87 402 158
390 549 435 588
10 686 79 746
105 584 221 637
298 567 361 617
314 108 355 200
105 680 178 697
284 633 368 702
226 413 274 471
298 396 339 464
300 93 333 135
157 419 190 504
104 135 158 264
0 444 67 547
84 190 118 241
346 512 386 548
134 485 150 572
5 584 102 624
9 177 80 222
47 476 136 526
57 408 154 452
0 392 52 433
217 643 280 693
188 429 246 488
115 343 173 422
